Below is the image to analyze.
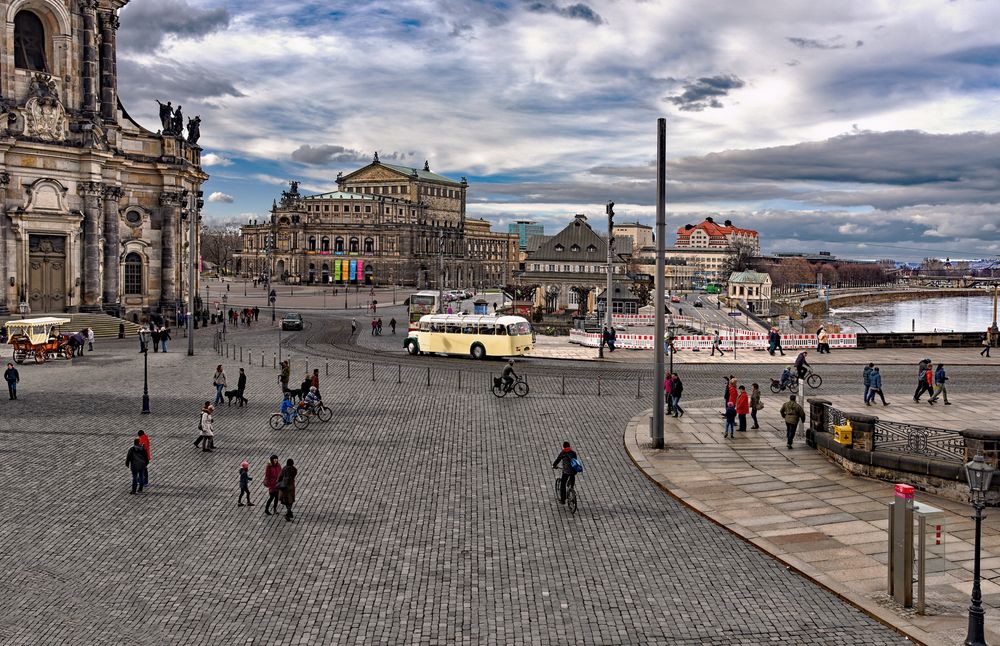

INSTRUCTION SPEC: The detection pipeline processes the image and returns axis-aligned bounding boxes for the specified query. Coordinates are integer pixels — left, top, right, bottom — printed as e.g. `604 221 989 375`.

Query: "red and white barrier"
568 329 857 351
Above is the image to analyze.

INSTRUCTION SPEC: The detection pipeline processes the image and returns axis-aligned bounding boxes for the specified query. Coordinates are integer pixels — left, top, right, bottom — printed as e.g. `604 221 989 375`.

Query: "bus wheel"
406 340 419 355
470 343 486 360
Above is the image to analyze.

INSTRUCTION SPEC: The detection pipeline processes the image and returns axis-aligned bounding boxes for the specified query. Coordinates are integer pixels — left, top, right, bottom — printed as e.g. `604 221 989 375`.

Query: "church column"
81 0 99 117
79 181 103 312
159 191 182 308
98 10 120 123
102 185 124 313
0 172 9 314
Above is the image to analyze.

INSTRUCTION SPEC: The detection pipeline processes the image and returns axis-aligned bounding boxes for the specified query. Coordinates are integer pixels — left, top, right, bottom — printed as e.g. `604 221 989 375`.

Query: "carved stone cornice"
159 190 184 207
103 185 125 201
99 12 120 31
0 172 9 188
78 181 104 198
80 0 99 11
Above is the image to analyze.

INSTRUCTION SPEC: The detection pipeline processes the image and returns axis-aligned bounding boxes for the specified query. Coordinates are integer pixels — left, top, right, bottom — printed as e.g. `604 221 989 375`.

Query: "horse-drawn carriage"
5 317 74 364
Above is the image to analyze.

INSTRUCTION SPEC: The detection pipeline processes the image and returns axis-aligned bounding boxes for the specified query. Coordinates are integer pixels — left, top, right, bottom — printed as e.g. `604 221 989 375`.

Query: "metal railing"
873 420 965 463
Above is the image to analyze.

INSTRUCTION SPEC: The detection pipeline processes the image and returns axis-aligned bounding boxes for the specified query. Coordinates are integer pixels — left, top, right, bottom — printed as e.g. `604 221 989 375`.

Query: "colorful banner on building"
334 260 341 282
349 260 357 281
341 259 349 281
357 260 364 282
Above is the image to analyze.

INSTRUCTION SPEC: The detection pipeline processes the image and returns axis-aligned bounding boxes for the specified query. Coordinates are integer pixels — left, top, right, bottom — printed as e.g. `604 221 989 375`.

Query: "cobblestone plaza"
0 312 910 645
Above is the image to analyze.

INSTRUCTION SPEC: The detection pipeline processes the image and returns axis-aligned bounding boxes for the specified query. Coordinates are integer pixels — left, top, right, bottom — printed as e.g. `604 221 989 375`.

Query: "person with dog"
213 365 227 405
263 455 282 515
299 374 312 402
236 368 247 407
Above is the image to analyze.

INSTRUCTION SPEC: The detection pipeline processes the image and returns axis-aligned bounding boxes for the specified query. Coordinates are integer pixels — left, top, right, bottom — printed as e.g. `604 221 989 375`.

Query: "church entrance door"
28 234 66 312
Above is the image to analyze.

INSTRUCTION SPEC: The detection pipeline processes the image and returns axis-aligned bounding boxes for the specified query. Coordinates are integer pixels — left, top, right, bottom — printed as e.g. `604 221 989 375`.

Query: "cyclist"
279 392 297 424
502 360 517 392
303 386 321 411
552 441 578 505
794 350 810 380
779 365 793 391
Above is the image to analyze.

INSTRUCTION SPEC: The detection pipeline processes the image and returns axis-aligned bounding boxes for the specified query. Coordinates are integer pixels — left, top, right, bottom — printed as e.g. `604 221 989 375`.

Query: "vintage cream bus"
403 314 533 359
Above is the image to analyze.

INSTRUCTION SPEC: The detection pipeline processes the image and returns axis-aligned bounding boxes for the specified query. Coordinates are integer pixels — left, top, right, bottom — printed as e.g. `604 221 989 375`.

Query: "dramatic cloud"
201 153 233 167
786 36 862 50
119 0 231 53
208 192 235 203
666 75 745 111
525 2 604 24
290 145 367 166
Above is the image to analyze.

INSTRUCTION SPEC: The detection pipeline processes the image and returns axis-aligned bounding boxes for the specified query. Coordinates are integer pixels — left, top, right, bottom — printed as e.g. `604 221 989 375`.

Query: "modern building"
614 222 653 251
0 0 207 319
726 270 772 315
676 217 759 254
517 213 631 312
237 158 516 288
508 220 544 250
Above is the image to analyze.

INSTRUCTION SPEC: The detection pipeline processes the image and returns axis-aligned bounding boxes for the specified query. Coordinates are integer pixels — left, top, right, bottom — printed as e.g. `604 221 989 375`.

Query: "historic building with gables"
0 0 207 319
238 156 516 288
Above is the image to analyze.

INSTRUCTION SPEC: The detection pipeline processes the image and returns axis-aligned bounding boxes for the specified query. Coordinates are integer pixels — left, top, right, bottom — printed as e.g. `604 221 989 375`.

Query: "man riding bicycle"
794 351 810 380
280 392 297 424
779 366 793 390
552 441 578 505
502 360 517 392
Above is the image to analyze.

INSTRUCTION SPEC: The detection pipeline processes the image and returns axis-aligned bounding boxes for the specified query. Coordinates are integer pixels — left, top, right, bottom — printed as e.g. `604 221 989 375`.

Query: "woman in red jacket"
262 455 283 516
735 385 750 433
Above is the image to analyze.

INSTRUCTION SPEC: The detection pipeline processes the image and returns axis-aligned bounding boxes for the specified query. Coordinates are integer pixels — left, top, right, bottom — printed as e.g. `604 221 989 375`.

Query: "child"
724 401 737 439
238 460 255 507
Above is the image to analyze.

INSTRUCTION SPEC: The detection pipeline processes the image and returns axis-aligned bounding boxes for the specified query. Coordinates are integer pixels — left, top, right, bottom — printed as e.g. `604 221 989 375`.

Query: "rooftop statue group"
155 100 201 145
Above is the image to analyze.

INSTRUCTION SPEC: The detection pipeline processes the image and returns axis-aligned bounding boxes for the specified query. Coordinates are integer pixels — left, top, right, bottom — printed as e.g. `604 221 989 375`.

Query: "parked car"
670 296 681 303
281 312 304 331
693 301 704 308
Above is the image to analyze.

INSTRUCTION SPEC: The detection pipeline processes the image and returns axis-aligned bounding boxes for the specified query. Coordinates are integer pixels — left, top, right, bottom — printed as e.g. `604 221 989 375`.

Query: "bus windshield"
507 321 532 336
408 294 436 324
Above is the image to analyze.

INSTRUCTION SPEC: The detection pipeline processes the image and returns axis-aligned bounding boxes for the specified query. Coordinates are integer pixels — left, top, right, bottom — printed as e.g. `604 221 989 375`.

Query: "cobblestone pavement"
0 327 906 644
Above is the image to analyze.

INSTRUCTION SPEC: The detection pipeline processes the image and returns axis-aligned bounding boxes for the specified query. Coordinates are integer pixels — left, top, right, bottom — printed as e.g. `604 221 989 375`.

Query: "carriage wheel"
34 352 47 364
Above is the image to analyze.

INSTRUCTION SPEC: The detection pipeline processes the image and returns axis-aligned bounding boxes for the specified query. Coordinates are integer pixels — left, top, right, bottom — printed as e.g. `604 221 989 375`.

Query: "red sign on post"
894 483 915 500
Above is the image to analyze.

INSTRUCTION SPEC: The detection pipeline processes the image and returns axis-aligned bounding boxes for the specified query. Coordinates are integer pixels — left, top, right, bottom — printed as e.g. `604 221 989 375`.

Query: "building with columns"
237 157 516 289
0 0 207 319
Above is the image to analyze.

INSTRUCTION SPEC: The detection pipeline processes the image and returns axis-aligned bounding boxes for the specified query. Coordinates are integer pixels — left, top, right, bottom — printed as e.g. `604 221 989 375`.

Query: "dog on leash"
225 389 248 407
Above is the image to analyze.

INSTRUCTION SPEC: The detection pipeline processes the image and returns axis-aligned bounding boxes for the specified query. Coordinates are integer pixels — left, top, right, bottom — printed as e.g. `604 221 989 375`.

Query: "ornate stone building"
0 0 207 318
238 157 516 288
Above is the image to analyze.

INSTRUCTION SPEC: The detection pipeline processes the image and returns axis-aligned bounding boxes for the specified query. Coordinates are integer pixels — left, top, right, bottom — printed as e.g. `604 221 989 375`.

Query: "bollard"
426 366 430 386
249 350 252 365
562 376 566 396
306 359 309 374
273 352 277 369
637 376 641 399
458 371 461 391
347 360 351 379
325 360 329 376
397 364 401 384
372 362 375 382
261 353 264 368
597 375 601 396
240 347 243 362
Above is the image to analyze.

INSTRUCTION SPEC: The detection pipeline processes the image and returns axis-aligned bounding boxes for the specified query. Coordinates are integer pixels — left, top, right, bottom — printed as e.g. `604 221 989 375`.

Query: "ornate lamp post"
139 328 151 414
964 452 995 646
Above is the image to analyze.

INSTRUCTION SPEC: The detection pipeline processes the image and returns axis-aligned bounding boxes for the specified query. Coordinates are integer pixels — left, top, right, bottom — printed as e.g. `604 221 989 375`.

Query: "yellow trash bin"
833 420 853 446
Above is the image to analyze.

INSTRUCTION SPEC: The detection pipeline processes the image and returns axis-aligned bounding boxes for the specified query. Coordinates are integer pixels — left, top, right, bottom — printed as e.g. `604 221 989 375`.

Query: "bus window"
508 322 531 336
445 324 461 334
496 325 507 335
419 322 431 332
480 325 494 335
462 326 474 334
431 323 443 333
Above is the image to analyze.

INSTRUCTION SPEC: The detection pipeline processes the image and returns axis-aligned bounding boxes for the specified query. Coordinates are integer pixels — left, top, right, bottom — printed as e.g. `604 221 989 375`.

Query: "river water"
832 296 995 333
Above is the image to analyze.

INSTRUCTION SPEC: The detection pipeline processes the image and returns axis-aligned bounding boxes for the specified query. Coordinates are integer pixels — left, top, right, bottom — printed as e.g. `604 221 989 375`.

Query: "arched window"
15 11 48 72
321 237 330 252
349 237 359 254
334 237 344 253
364 237 374 254
123 253 143 295
308 236 316 251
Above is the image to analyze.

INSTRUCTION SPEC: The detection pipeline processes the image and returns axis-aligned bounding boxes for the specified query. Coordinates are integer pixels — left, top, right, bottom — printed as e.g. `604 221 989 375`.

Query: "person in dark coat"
150 326 161 353
4 363 19 400
299 375 311 402
278 459 298 521
552 441 579 504
263 455 282 515
236 368 248 407
125 438 149 494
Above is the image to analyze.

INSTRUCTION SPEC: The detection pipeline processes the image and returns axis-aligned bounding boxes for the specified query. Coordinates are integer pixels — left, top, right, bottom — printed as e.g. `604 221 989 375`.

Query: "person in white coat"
195 402 215 452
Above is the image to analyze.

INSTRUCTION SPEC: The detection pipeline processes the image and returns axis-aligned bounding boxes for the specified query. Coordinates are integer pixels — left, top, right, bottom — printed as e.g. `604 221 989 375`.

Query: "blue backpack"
570 457 584 473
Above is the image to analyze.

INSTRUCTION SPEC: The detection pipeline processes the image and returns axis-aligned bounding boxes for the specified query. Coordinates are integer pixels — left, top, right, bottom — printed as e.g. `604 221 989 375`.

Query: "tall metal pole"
438 231 445 313
965 500 987 646
187 192 197 356
603 201 615 359
652 118 666 449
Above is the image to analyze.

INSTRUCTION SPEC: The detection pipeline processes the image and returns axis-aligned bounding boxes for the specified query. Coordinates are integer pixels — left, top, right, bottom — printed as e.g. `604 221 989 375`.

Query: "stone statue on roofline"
186 115 201 145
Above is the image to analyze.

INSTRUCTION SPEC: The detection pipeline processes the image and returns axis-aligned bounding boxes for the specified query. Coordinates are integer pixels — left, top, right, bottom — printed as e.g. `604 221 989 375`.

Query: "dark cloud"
525 1 604 25
118 59 245 104
666 74 745 111
119 0 231 53
291 145 368 165
787 36 846 50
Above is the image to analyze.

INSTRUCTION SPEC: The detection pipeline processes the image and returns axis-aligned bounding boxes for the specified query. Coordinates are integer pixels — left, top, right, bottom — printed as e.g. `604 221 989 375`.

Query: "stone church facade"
238 157 516 289
0 0 207 319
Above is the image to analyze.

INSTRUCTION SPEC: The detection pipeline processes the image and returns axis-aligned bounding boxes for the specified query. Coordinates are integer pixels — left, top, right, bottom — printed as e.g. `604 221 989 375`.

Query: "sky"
116 0 1000 261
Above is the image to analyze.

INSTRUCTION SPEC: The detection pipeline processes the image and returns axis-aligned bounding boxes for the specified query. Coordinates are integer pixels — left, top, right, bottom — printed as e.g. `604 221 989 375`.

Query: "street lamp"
964 451 995 646
139 328 151 414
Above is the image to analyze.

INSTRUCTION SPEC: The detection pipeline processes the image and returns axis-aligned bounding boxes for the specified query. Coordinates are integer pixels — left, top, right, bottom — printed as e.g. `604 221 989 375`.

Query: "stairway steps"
0 313 144 339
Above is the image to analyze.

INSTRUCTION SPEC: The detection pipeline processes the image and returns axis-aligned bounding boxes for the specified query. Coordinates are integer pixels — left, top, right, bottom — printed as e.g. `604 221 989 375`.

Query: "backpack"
570 457 584 473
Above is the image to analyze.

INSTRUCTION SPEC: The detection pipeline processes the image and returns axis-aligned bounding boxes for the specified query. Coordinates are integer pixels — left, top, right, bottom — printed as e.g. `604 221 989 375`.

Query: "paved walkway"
625 396 1000 646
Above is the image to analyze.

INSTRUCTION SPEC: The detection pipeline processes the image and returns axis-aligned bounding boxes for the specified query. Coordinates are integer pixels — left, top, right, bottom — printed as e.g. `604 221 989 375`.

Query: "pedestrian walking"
213 365 227 405
774 328 785 355
195 402 215 451
126 438 149 494
371 318 377 336
160 325 171 352
779 394 805 449
4 362 18 400
263 455 282 515
670 373 684 417
389 318 396 335
663 374 673 415
299 374 312 402
862 362 874 404
280 360 291 393
137 430 151 486
724 401 737 439
749 383 761 429
817 327 830 354
278 458 298 522
151 326 161 353
238 461 255 507
351 319 357 336
236 368 248 407
981 334 991 357
868 367 889 406
928 363 950 405
711 330 726 356
86 327 95 352
377 318 383 335
913 358 932 402
736 385 750 432
311 369 320 398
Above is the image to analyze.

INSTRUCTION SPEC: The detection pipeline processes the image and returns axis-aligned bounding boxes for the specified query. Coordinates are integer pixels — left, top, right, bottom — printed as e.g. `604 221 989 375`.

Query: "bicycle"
553 470 578 515
491 375 529 398
769 370 821 393
300 400 333 423
269 403 310 430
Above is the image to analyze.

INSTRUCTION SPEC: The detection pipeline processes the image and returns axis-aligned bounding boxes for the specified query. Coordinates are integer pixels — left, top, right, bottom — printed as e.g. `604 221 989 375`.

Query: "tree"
630 279 653 307
570 285 594 314
720 239 758 278
201 228 241 276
